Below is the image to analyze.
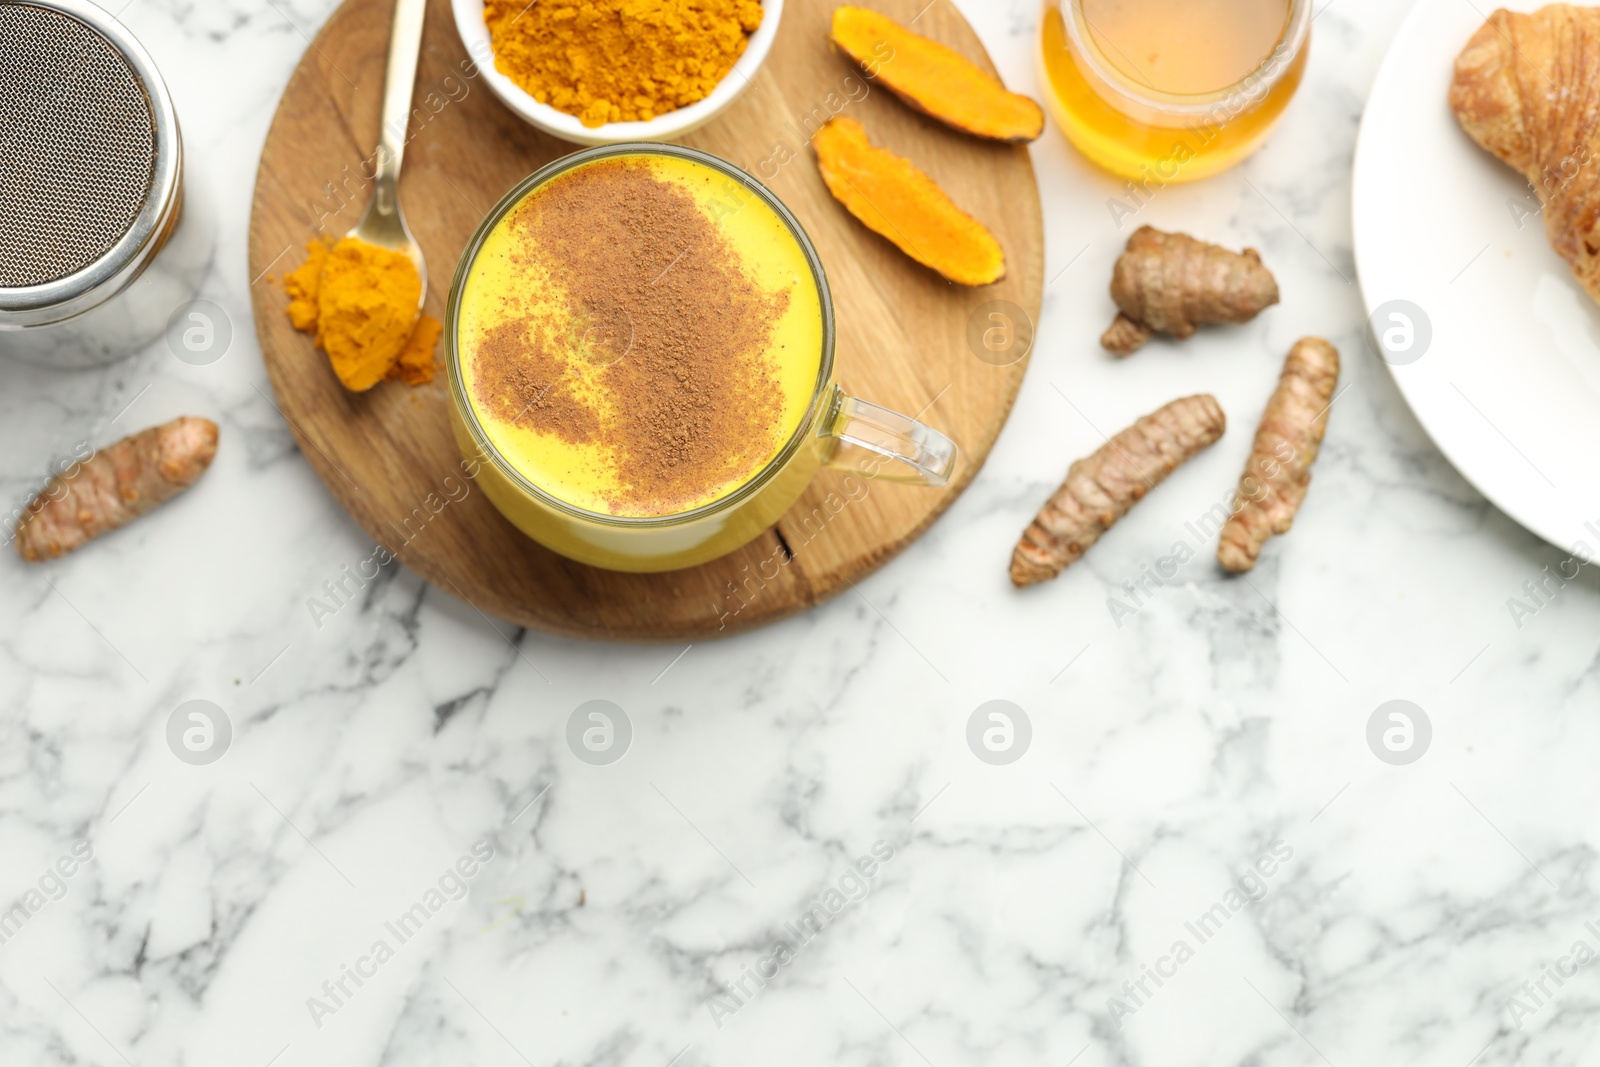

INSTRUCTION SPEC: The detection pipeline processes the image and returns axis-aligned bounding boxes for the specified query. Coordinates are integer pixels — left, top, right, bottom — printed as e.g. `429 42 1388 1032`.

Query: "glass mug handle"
820 387 958 487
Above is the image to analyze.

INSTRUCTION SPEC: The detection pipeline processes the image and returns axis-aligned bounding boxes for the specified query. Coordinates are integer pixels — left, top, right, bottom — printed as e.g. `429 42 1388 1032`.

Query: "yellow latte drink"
457 153 826 518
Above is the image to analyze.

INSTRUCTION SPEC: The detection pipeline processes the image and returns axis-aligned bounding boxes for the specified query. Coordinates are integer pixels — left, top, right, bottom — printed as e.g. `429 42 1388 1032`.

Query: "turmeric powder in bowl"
283 237 441 391
481 0 764 128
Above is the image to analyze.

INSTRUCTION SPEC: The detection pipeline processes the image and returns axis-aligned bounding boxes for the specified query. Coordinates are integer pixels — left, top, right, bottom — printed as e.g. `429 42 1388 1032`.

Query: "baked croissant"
1450 4 1600 302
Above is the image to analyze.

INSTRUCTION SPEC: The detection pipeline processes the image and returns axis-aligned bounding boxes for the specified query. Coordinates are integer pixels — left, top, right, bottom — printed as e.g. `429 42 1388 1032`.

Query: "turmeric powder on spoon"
282 236 441 391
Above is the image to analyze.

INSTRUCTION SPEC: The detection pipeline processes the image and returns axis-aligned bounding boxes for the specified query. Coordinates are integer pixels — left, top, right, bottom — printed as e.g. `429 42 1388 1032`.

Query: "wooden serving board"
248 0 1043 641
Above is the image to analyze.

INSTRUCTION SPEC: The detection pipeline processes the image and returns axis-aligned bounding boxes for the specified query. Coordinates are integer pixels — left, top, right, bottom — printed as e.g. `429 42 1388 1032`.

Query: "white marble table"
3 1 1598 1064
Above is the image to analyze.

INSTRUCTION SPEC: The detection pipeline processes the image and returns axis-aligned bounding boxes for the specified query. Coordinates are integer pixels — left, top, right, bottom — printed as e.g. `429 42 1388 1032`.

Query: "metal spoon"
346 0 428 310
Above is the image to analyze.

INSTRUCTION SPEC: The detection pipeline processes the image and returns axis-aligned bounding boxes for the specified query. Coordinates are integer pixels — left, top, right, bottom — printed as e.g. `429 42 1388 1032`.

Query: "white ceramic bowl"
451 0 783 146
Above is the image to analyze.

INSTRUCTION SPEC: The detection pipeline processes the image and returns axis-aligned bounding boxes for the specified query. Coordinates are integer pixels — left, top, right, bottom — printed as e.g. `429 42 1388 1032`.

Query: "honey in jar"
1039 0 1311 183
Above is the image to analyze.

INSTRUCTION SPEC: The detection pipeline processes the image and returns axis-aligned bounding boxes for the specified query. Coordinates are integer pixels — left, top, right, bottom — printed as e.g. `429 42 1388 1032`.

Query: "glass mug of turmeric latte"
445 144 958 573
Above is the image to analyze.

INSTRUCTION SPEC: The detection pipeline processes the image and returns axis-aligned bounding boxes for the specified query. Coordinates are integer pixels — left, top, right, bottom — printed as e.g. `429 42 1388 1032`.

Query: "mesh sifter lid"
0 0 180 324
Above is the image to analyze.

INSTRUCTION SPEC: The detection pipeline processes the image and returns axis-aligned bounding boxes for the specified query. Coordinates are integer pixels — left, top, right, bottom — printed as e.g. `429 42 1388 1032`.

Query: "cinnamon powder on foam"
470 159 793 517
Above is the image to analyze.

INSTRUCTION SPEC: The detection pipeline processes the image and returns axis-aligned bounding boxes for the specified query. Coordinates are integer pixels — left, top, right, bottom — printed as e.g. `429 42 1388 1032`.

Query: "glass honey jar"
1039 0 1311 184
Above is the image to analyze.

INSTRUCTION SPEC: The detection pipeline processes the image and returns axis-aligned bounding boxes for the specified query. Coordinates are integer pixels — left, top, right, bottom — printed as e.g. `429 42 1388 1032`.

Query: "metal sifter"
0 0 213 367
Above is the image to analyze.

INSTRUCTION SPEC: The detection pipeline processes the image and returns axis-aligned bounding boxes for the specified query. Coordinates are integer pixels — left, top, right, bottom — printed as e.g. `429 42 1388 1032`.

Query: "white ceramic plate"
451 0 783 146
1352 0 1600 552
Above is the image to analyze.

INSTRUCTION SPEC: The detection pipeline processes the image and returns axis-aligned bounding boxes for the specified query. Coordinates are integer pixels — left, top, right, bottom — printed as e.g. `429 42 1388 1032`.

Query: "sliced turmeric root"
830 6 1044 143
813 116 1005 286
